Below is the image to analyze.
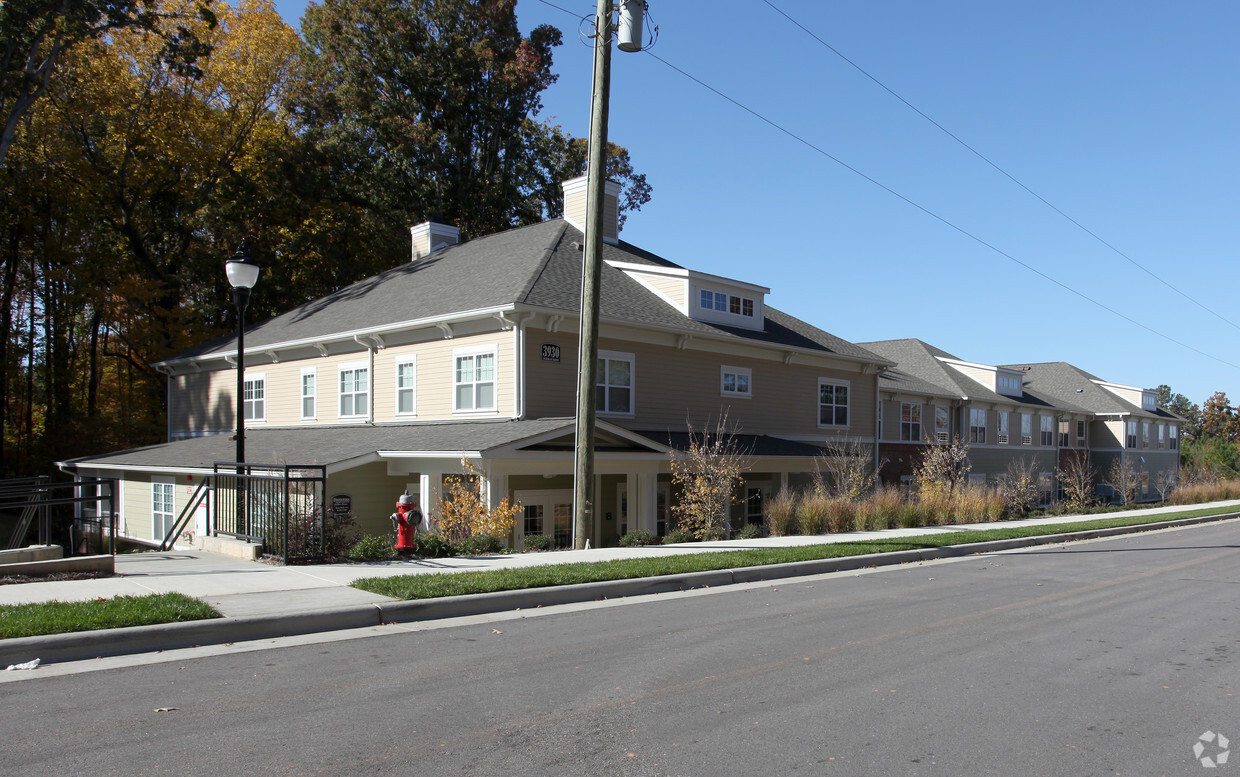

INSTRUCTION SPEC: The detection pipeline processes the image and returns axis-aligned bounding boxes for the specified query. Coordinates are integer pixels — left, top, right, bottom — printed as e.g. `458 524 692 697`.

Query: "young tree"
669 414 749 540
1002 457 1040 515
913 435 970 499
1106 459 1140 505
812 437 877 501
1057 451 1097 511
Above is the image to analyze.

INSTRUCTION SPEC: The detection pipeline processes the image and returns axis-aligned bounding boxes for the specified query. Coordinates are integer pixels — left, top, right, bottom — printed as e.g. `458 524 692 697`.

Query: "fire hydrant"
390 494 422 552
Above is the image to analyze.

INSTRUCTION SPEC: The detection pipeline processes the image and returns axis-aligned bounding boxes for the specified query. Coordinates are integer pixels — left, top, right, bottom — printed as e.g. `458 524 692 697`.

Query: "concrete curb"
3 511 1235 666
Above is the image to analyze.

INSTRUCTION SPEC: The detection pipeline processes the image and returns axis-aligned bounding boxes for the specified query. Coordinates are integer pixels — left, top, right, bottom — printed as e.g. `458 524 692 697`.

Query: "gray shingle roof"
1001 362 1175 420
166 220 888 367
62 418 583 471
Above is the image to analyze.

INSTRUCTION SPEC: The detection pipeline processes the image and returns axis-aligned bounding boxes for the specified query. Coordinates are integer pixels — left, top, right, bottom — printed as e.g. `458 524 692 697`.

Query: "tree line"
1156 386 1240 481
0 0 650 478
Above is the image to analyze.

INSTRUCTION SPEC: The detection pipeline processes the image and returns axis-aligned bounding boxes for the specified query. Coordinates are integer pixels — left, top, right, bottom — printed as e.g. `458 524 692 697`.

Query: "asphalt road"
4 520 1239 777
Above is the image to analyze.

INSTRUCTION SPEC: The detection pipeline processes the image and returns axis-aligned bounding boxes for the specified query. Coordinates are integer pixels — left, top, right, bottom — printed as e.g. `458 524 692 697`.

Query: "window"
243 373 265 422
818 380 849 427
395 356 417 415
700 289 712 309
721 366 751 398
1126 421 1137 449
998 411 1010 444
900 403 921 441
742 299 754 317
1040 416 1054 446
339 363 370 419
1059 419 1071 448
997 374 1021 396
1021 413 1032 445
1077 420 1086 446
1158 424 1165 447
1170 425 1179 450
729 295 741 314
969 408 986 444
300 368 316 420
597 351 633 414
700 288 756 319
935 407 949 443
454 348 496 412
714 292 726 311
1142 422 1150 448
152 479 175 542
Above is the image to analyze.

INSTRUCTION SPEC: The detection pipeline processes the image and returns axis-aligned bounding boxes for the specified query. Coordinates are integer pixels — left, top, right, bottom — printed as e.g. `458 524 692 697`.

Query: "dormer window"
700 289 755 318
997 374 1021 396
1142 392 1156 411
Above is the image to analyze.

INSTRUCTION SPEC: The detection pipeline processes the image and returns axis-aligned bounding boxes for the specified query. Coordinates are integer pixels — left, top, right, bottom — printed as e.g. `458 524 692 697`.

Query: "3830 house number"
540 343 561 362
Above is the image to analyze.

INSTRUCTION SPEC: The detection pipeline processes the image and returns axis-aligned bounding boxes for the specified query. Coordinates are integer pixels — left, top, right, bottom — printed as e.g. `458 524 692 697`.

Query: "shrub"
522 533 554 551
765 488 799 537
416 532 458 558
669 414 749 540
735 523 763 540
433 458 521 544
662 528 696 544
619 529 658 547
349 534 396 561
1003 458 1041 516
459 533 503 555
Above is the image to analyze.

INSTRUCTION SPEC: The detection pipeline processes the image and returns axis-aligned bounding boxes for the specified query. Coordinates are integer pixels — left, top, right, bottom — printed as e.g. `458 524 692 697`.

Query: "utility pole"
572 0 614 550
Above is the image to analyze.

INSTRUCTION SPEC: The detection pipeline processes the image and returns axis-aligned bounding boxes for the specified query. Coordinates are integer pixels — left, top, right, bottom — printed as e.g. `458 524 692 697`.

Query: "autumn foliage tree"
669 414 749 540
431 458 521 544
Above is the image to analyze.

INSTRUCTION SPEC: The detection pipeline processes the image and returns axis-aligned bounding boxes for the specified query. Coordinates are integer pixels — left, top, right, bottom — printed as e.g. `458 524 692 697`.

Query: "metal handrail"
160 479 211 551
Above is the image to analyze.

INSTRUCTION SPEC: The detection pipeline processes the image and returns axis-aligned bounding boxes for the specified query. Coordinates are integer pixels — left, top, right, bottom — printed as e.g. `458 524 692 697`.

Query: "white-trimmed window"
1170 425 1179 450
1158 424 1165 448
721 365 751 398
339 362 370 419
1059 419 1071 448
1142 421 1151 448
969 408 987 444
1077 420 1086 446
395 356 417 416
998 411 1010 444
900 403 921 441
997 374 1022 396
1040 416 1054 446
454 346 497 413
243 373 265 422
597 351 634 414
700 289 713 309
934 406 949 443
152 478 175 542
818 379 849 427
1126 421 1138 449
1021 413 1032 445
300 367 316 420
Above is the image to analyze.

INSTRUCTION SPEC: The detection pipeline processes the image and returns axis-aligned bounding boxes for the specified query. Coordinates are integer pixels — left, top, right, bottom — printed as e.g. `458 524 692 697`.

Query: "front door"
514 489 574 548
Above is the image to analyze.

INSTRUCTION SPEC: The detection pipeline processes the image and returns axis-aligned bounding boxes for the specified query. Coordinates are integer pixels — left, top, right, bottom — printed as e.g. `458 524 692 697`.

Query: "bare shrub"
914 436 971 499
1106 460 1141 505
814 438 878 501
1003 457 1040 516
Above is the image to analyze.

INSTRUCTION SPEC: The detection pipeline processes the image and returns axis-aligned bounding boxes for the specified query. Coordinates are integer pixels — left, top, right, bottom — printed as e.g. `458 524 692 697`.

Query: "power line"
761 0 1240 334
533 0 1239 371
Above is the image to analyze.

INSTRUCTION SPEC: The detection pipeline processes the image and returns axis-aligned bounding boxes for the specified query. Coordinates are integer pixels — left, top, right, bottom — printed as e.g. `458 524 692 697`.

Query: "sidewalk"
2 500 1238 666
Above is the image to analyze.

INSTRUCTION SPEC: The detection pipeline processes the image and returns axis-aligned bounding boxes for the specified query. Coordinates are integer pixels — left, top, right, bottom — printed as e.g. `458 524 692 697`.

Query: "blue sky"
275 0 1239 408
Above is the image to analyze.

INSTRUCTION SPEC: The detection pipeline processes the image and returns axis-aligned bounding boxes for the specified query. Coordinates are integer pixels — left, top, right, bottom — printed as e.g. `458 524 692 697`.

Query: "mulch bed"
0 571 114 586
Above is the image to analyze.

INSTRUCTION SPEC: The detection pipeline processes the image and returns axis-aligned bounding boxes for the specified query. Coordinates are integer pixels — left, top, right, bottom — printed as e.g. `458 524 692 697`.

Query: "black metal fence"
212 463 327 563
0 476 117 555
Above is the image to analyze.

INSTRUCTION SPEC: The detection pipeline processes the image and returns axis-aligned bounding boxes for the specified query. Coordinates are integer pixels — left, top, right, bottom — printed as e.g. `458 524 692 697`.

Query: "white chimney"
410 222 460 261
561 175 621 245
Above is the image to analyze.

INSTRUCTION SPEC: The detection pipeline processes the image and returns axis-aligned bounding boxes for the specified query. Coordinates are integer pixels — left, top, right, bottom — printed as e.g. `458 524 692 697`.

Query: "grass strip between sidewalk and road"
0 593 220 640
352 506 1238 601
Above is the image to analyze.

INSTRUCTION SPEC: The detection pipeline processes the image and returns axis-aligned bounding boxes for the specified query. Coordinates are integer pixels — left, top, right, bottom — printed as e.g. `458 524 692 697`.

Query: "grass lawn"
352 506 1238 601
0 593 220 640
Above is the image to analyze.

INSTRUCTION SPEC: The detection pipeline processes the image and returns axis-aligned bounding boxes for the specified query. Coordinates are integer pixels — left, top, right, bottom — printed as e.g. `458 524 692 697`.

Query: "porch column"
419 471 442 531
636 472 656 534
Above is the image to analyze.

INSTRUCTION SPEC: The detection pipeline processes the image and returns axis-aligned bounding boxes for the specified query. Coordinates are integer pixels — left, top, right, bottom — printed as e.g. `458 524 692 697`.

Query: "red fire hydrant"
390 494 422 552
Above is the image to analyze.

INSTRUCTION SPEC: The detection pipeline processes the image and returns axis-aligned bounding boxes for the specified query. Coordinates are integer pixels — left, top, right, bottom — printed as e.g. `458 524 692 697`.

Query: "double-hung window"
395 356 417 416
1170 425 1179 450
900 403 921 441
454 347 497 413
969 408 987 444
818 379 849 427
1158 424 1165 448
721 366 751 398
243 373 265 422
1040 416 1054 446
300 368 316 420
1021 413 1032 445
935 407 949 443
998 411 1010 444
339 363 370 420
1059 419 1071 448
1126 421 1138 449
1142 422 1151 448
152 479 175 541
1077 420 1086 446
597 351 634 414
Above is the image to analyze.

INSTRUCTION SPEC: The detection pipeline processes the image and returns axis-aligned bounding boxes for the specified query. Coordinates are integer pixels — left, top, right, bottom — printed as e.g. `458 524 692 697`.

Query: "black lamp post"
225 242 260 534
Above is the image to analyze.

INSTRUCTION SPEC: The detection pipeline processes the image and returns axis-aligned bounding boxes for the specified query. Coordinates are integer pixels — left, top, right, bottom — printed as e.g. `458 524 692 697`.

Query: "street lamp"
226 241 260 535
